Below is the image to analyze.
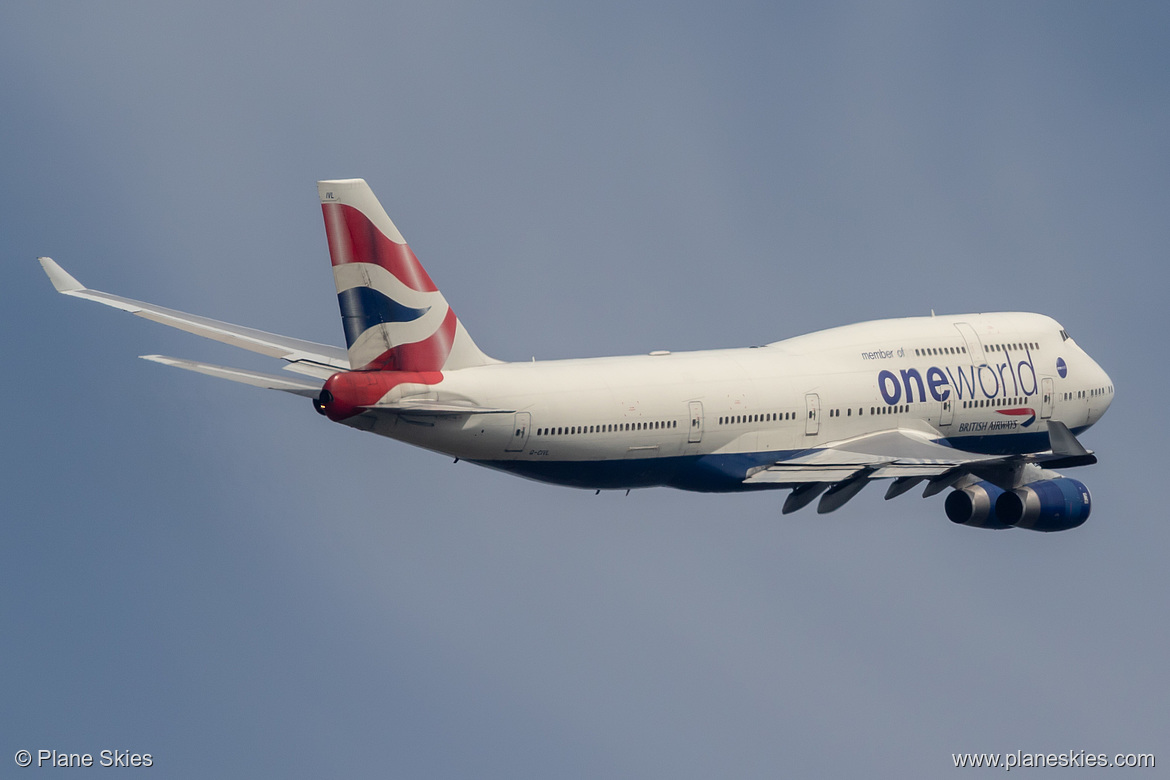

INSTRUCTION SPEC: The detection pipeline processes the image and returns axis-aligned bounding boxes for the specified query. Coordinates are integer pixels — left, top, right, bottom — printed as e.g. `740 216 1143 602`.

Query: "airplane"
40 178 1114 531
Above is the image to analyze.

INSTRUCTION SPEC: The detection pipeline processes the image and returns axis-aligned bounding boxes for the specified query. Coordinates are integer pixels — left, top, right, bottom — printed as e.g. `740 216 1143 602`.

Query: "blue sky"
2 2 1167 777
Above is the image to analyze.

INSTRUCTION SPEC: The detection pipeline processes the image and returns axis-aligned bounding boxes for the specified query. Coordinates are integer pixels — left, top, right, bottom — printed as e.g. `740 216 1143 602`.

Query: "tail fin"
317 179 497 371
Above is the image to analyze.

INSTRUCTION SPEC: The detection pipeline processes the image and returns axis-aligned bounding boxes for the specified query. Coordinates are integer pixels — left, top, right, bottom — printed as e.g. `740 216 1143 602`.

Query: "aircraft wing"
745 423 1095 514
39 258 349 374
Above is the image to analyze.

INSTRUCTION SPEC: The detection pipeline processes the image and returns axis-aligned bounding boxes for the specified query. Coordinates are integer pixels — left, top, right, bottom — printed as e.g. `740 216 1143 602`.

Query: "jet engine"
995 478 1091 532
945 481 1011 529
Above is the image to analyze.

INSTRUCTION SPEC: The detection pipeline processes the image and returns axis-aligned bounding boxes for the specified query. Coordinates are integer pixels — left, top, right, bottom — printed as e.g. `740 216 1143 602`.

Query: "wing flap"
746 465 869 484
745 424 1098 509
745 428 994 486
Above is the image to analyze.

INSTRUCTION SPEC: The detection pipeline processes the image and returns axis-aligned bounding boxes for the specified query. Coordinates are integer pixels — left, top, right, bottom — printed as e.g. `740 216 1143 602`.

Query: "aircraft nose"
1095 363 1115 420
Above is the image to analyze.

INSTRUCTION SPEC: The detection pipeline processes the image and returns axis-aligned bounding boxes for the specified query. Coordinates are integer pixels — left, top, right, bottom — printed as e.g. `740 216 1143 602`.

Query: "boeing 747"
40 179 1113 530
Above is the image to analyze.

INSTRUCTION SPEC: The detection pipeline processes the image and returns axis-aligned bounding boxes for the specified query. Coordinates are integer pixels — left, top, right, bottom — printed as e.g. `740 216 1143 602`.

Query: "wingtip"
38 257 85 293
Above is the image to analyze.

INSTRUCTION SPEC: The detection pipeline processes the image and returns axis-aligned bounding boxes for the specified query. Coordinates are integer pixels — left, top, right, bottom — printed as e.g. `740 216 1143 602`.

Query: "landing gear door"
805 393 820 436
688 401 704 443
1041 378 1054 419
505 412 531 452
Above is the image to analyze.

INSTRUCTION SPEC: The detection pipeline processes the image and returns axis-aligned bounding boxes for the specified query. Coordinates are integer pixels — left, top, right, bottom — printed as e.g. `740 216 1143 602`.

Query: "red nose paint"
321 370 443 421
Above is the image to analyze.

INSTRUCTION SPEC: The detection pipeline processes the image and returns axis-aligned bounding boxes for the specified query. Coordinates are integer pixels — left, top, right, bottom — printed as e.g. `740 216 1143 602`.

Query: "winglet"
38 257 85 294
1047 420 1090 458
1041 420 1097 468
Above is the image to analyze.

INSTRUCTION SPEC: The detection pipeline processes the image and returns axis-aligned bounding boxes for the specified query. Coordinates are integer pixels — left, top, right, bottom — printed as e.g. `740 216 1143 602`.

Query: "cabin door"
505 412 531 452
688 401 704 443
805 393 820 436
1041 378 1054 419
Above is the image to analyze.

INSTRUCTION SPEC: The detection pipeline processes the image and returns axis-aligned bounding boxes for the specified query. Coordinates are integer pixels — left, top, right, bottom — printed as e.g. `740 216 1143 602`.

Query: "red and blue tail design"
318 179 495 372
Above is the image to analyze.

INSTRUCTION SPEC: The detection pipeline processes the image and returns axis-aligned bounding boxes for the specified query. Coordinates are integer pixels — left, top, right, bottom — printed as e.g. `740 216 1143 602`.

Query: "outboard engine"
995 478 1091 532
944 481 1011 529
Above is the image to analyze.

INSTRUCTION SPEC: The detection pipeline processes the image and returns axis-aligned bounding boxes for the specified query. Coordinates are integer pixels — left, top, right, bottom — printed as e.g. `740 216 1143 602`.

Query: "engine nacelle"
995 478 1091 532
944 481 1012 529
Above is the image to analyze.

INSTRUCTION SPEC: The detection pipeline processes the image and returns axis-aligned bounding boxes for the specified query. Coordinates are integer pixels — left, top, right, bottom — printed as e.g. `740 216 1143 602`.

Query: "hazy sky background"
3 2 1167 777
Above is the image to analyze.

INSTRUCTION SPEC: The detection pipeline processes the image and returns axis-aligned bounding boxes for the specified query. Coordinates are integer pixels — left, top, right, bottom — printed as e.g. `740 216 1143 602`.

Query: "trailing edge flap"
141 355 322 397
360 401 515 415
40 258 350 369
744 428 1000 485
743 425 1098 486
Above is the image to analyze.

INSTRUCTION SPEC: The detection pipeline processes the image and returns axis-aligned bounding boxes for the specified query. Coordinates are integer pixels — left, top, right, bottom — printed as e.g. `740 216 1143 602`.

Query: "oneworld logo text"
877 347 1039 405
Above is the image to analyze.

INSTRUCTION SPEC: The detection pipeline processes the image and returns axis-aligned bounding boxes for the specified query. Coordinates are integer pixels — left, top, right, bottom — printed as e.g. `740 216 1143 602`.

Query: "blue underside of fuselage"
471 428 1090 492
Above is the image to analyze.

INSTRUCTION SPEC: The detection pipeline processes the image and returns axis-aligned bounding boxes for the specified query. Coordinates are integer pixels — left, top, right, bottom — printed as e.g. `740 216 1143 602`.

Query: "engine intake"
995 478 1091 532
945 481 1011 529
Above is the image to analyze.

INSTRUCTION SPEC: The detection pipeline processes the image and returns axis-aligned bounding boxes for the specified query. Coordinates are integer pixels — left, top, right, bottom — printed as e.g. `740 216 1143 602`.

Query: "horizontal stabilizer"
282 360 345 380
361 400 515 415
141 355 322 397
39 258 350 369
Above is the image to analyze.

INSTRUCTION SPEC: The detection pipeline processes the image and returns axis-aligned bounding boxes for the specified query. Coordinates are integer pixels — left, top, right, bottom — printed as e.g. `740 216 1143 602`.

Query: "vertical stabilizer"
318 179 497 371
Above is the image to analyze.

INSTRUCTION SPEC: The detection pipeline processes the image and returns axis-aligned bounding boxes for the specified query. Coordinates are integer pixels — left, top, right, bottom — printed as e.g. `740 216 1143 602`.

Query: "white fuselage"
348 312 1113 491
